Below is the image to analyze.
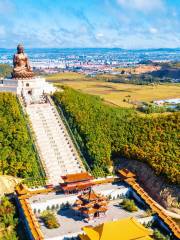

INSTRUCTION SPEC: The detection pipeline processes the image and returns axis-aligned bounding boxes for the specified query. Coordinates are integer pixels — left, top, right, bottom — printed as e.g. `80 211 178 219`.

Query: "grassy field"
45 72 86 80
46 73 180 108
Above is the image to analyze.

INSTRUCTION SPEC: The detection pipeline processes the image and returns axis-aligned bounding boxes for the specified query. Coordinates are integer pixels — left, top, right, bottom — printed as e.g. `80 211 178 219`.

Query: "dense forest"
0 93 42 179
54 87 180 184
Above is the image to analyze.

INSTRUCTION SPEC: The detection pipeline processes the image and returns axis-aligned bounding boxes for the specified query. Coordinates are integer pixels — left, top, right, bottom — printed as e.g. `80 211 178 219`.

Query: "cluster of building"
14 169 180 240
154 98 180 106
2 48 179 76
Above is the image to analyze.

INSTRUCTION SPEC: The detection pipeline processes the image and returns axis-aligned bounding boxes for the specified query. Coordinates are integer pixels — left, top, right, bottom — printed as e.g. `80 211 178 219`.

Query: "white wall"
98 187 129 199
31 187 130 213
31 195 77 212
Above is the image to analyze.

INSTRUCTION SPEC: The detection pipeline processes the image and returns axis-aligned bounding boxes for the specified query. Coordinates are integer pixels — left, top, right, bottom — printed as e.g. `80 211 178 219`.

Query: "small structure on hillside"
15 183 29 196
60 172 93 194
118 168 136 181
79 217 153 240
73 188 108 221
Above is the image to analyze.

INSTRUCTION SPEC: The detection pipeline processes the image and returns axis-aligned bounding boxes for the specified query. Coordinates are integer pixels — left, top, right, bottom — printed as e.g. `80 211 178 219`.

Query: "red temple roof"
79 191 101 201
73 189 108 217
62 172 93 184
61 182 92 192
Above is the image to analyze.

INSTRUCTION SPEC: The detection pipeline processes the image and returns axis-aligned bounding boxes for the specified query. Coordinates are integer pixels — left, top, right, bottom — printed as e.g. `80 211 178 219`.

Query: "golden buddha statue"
12 44 35 79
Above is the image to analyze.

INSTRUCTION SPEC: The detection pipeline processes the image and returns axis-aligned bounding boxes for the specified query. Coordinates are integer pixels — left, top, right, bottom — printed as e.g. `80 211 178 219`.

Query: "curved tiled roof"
80 217 153 240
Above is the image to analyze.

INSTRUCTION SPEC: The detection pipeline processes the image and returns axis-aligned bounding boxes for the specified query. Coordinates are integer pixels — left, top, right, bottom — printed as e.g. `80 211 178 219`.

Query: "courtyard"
39 200 146 239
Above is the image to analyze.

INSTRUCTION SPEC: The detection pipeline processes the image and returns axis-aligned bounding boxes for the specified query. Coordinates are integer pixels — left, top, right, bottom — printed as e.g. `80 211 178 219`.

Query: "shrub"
60 203 65 210
65 202 71 209
107 195 112 200
138 103 167 114
51 204 55 211
153 229 170 240
144 209 155 217
41 211 60 229
120 198 138 212
142 221 153 228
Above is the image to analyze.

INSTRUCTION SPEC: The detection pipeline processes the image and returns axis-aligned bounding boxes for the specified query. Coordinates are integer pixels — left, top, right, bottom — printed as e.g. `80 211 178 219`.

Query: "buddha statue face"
17 44 24 54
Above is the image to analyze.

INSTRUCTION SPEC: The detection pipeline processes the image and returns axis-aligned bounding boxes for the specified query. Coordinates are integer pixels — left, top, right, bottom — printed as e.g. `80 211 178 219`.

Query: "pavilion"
79 217 153 240
73 188 108 220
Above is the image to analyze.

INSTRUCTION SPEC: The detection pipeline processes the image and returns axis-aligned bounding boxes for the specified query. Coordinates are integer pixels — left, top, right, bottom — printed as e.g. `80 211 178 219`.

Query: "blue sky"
0 0 180 49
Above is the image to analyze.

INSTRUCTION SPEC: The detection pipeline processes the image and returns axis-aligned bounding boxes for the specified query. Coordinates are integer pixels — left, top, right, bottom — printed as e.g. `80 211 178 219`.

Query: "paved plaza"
29 182 135 239
39 201 145 239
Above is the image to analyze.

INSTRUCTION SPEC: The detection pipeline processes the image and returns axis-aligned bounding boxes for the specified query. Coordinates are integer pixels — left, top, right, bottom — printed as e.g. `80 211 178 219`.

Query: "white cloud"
149 27 158 34
96 32 104 38
117 0 164 13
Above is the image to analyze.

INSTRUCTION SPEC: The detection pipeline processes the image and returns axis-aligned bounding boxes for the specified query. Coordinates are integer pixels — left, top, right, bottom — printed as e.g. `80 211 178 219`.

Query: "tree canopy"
54 87 180 184
0 93 42 179
0 64 12 78
0 196 18 240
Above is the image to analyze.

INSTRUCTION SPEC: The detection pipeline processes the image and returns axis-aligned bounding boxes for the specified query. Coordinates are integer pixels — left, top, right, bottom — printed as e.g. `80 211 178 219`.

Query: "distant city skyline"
0 0 180 49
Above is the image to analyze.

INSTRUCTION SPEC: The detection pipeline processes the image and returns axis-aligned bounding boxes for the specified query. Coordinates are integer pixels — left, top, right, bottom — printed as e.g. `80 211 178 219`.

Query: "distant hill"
150 67 180 79
138 60 154 65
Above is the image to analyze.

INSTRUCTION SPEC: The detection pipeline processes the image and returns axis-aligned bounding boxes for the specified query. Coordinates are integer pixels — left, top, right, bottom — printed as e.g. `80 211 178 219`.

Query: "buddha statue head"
17 44 24 54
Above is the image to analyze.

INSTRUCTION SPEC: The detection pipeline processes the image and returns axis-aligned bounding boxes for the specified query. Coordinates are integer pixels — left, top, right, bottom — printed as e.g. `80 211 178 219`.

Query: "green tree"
40 211 60 229
120 199 138 212
54 87 180 184
0 93 43 179
0 197 18 240
0 64 12 78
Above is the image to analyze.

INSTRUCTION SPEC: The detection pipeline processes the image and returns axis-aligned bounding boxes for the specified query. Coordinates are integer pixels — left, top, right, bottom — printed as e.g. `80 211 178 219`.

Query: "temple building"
60 172 93 194
79 217 153 240
73 189 108 220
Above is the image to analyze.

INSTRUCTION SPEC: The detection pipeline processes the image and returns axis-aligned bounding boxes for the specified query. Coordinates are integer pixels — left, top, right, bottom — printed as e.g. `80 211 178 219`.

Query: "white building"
0 76 56 104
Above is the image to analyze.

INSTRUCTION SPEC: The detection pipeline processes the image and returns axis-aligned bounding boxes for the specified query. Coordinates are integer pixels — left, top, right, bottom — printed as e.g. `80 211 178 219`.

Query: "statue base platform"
0 76 56 104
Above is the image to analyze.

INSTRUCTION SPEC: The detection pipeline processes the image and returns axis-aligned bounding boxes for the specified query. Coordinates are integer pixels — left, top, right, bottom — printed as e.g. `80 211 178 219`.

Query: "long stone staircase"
26 101 85 185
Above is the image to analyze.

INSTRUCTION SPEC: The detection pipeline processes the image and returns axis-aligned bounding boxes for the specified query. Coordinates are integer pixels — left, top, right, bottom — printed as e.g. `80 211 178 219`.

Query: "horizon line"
0 47 180 51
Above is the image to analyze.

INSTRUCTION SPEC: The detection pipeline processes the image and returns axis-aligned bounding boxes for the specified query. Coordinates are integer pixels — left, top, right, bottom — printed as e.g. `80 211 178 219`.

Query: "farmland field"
46 73 180 108
45 72 86 80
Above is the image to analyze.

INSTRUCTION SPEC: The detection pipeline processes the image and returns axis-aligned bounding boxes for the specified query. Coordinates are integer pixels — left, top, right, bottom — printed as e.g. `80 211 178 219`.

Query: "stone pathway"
26 102 85 185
